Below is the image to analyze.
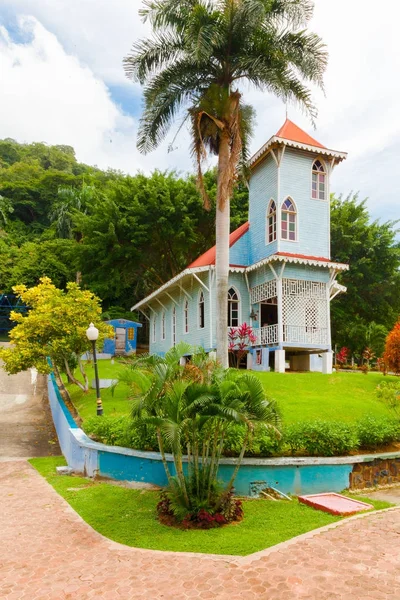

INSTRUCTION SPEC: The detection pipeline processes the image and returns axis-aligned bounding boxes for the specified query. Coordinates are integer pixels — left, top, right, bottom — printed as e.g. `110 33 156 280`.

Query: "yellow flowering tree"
0 277 113 391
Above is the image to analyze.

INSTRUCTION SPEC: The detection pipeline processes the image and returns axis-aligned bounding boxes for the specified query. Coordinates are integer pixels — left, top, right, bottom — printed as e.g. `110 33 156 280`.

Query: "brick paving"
1 460 400 599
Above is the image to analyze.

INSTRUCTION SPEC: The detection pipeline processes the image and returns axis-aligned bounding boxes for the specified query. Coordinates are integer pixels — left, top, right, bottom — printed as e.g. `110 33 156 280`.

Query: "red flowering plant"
335 346 349 369
228 323 257 368
361 347 375 375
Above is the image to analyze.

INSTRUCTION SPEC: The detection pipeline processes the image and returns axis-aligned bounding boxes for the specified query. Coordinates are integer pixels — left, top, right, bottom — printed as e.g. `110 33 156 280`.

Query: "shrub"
156 490 243 529
84 416 159 450
356 415 400 449
284 421 359 457
222 423 282 457
384 321 400 374
336 346 349 366
376 381 400 415
84 416 129 446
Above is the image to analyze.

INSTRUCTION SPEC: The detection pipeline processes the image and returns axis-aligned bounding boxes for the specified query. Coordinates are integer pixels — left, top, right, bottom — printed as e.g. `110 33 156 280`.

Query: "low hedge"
83 414 400 458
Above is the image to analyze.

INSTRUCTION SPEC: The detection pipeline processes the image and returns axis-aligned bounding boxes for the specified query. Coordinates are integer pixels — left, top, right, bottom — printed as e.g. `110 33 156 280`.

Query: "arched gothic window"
198 291 205 329
227 287 240 327
281 198 296 241
267 199 276 243
172 306 176 346
312 159 326 200
184 299 189 334
161 311 166 340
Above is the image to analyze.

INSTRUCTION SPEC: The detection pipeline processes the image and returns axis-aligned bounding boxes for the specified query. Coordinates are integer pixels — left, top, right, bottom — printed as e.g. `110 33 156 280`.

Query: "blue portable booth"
103 319 142 356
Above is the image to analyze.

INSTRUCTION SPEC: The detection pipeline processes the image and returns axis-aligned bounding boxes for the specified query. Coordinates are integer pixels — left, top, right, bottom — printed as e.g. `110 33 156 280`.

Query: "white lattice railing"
283 326 328 345
252 324 279 346
250 280 277 304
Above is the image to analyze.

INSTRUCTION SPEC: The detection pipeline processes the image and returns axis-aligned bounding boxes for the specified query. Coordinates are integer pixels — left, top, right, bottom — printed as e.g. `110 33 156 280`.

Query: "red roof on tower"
188 221 249 268
275 119 326 149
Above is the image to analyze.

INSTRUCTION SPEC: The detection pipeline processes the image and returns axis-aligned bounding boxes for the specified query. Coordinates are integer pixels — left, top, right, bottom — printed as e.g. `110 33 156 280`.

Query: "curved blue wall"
47 374 400 496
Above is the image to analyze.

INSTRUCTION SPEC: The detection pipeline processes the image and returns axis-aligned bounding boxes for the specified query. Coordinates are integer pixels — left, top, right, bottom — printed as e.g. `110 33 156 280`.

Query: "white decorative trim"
131 266 209 311
133 258 348 312
250 136 347 168
246 254 349 273
192 272 209 292
250 280 277 304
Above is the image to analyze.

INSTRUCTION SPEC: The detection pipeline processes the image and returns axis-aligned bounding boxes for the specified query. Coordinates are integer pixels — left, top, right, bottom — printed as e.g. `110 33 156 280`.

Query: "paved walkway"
1 460 400 599
0 351 59 460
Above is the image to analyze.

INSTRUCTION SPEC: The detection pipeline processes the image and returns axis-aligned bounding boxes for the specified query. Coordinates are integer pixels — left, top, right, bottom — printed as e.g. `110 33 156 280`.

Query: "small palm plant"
117 342 280 526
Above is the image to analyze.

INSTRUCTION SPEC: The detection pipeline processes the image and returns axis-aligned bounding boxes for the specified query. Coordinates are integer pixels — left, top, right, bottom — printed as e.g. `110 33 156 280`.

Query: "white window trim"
228 286 241 328
198 290 205 330
265 198 277 246
172 306 176 346
152 314 157 343
161 311 166 341
311 158 327 201
280 196 298 243
183 299 189 334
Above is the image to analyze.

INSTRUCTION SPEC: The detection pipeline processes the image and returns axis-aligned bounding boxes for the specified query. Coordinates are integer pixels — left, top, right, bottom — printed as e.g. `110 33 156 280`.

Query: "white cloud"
0 0 399 222
1 0 148 88
0 16 190 174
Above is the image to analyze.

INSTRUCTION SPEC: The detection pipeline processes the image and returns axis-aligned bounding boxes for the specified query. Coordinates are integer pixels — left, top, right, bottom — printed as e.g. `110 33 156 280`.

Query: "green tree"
51 183 96 240
0 277 113 391
331 193 400 353
124 0 327 366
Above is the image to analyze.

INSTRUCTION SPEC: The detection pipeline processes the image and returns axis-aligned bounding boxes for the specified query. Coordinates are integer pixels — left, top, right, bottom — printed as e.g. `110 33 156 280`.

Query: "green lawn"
255 371 395 424
62 359 131 422
65 361 395 425
29 456 391 556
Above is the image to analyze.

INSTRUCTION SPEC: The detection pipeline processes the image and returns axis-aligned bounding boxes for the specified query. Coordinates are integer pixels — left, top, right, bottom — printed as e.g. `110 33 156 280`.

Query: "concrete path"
361 486 400 505
1 460 400 600
0 349 60 460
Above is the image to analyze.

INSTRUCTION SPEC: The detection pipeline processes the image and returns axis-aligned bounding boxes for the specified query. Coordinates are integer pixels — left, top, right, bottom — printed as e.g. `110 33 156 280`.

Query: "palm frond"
124 32 184 84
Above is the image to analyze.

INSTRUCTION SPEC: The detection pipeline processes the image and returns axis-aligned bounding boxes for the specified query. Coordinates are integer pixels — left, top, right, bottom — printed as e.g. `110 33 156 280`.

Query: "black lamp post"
86 322 103 416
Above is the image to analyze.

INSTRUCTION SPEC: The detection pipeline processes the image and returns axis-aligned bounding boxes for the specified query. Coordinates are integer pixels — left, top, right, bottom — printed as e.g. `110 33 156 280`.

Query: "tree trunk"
215 130 231 368
63 357 87 392
156 428 173 485
77 356 89 392
225 429 249 495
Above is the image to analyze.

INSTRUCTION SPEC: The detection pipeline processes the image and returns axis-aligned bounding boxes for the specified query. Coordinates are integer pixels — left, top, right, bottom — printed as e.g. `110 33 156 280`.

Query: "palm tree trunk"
156 428 173 485
174 451 190 508
215 130 231 368
225 429 249 495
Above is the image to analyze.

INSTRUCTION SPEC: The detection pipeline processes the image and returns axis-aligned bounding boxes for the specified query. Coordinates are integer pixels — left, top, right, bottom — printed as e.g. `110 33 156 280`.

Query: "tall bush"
384 320 400 374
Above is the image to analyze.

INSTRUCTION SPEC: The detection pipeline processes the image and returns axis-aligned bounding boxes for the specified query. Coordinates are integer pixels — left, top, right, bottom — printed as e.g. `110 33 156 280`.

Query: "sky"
0 0 399 223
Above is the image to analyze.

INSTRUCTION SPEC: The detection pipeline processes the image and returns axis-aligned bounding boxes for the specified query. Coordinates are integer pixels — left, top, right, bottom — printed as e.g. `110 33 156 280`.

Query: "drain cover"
298 493 373 516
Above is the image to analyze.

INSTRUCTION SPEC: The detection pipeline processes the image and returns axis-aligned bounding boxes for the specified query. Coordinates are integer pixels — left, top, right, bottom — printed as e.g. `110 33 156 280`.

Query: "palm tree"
117 342 280 516
50 183 96 283
124 0 327 367
0 195 13 227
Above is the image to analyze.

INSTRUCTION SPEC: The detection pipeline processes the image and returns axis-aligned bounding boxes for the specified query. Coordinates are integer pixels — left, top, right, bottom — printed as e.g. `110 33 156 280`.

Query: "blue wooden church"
132 119 349 373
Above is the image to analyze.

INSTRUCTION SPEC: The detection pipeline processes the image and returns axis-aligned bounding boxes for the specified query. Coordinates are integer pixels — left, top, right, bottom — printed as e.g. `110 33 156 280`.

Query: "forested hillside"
0 138 399 358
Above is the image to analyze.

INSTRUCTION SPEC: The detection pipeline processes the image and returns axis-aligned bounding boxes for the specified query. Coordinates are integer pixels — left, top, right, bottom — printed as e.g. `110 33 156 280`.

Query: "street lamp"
86 323 103 416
